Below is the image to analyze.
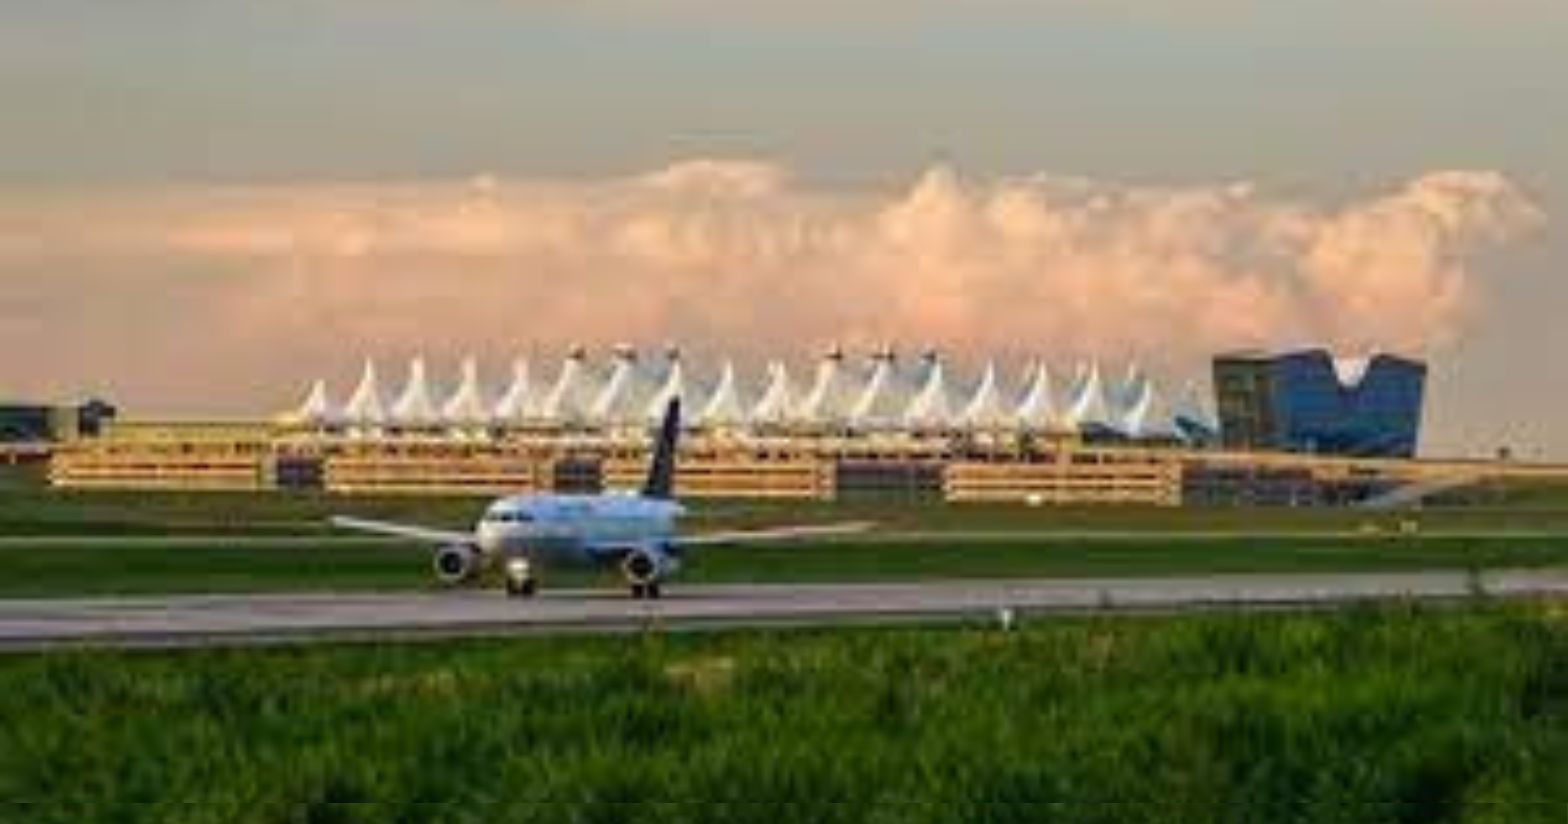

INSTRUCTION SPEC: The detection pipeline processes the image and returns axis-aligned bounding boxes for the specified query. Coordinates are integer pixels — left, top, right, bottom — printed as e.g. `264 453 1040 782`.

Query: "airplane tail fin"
642 398 680 499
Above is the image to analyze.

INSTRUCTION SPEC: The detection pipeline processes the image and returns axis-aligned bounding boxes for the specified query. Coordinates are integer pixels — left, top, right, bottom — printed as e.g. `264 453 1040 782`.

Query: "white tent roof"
797 347 860 424
1109 364 1146 420
645 349 692 423
1121 377 1181 439
1064 361 1118 433
1013 362 1060 432
390 356 440 425
1332 355 1373 388
590 346 650 424
442 356 491 424
538 348 596 424
958 361 1014 429
492 358 533 421
341 359 386 425
750 360 795 425
698 360 748 428
848 348 914 429
287 379 335 425
289 348 1212 442
1172 378 1218 440
903 353 955 430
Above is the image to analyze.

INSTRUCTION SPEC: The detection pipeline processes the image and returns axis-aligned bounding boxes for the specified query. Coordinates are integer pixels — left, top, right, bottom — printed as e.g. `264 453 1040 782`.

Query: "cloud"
0 160 1542 412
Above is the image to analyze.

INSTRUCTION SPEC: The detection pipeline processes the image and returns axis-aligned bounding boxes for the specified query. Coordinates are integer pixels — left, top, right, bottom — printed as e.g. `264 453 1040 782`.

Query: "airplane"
328 398 871 598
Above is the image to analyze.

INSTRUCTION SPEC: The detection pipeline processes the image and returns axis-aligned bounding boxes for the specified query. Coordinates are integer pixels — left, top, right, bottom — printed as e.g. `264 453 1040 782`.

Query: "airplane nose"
476 522 533 555
475 524 505 553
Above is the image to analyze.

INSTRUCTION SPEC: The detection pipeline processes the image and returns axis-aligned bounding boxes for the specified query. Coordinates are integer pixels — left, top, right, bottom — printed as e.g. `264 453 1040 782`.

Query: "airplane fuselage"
474 492 685 570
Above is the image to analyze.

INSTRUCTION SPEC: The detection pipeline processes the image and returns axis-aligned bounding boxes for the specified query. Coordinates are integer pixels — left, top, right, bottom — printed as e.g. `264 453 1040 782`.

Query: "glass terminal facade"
1213 350 1426 458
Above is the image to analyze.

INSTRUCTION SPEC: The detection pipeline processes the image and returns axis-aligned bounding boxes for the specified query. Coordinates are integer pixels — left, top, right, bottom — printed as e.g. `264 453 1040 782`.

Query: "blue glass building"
1212 350 1426 457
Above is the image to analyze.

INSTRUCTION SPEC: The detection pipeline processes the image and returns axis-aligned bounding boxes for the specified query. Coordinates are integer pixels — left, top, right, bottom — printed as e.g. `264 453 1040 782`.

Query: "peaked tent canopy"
1172 379 1219 443
390 356 440 425
342 359 387 425
750 360 796 425
797 346 861 425
1109 363 1147 422
442 356 491 425
849 348 916 429
959 361 1014 429
645 348 695 424
1064 361 1118 435
590 345 651 425
492 357 533 421
698 360 749 428
1013 362 1060 433
903 352 956 430
1121 378 1181 440
537 348 597 424
286 379 336 425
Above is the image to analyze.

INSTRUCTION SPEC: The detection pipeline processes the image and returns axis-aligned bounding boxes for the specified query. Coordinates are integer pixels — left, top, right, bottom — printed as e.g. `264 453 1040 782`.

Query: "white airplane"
329 399 870 598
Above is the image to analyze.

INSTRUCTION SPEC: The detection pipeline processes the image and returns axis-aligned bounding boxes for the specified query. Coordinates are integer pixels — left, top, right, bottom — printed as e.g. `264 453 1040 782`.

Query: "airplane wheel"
646 583 662 600
506 577 538 598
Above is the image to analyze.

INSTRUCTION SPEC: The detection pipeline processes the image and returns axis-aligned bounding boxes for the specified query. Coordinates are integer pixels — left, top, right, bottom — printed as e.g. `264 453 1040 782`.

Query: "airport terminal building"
285 346 1219 445
1213 351 1426 458
45 346 1556 505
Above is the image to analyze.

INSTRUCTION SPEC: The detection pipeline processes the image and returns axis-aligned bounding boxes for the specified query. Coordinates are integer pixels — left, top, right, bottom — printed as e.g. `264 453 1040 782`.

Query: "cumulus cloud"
0 160 1542 411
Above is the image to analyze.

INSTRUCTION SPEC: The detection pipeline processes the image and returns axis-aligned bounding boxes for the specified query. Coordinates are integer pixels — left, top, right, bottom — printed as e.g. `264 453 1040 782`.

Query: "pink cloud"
0 161 1542 412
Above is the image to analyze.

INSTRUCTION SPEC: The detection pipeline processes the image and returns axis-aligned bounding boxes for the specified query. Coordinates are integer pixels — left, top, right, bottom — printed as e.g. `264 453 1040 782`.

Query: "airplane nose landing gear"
504 557 538 598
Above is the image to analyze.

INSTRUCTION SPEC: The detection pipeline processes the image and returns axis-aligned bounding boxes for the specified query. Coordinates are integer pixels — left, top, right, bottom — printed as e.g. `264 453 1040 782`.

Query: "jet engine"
431 543 482 585
620 548 669 587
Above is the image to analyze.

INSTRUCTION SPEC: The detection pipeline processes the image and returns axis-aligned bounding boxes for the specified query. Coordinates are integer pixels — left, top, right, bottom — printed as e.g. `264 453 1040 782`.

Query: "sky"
1 1 1565 457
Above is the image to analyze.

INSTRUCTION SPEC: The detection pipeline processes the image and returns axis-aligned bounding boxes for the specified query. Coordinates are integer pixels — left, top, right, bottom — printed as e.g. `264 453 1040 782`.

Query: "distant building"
1212 350 1425 457
0 400 117 442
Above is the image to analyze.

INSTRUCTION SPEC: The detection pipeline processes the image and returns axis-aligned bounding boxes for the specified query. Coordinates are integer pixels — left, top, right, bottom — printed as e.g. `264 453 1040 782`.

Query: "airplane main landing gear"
630 583 662 600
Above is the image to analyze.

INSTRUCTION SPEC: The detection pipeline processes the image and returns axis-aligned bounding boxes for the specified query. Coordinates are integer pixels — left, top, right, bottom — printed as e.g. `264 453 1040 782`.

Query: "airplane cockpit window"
484 511 534 524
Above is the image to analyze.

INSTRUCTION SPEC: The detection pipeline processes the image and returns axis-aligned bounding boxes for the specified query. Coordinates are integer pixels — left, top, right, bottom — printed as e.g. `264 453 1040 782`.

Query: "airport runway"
7 528 1568 549
1 569 1565 651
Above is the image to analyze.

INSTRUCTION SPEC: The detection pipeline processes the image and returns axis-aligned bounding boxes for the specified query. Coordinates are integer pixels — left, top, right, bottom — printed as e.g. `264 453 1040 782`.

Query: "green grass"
2 481 1568 597
0 539 429 596
1 535 1566 597
0 606 1563 822
0 488 488 536
6 483 1568 538
694 536 1568 584
0 463 45 491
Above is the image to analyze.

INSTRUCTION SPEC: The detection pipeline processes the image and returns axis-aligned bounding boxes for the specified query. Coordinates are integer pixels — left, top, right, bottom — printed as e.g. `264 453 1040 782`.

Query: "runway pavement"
7 528 1568 549
1 568 1565 651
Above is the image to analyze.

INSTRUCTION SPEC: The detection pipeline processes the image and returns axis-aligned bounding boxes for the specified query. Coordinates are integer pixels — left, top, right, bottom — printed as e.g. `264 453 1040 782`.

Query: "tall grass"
0 606 1563 822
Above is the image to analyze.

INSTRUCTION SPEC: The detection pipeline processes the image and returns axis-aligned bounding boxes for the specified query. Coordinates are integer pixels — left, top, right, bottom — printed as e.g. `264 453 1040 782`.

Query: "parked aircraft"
330 399 869 598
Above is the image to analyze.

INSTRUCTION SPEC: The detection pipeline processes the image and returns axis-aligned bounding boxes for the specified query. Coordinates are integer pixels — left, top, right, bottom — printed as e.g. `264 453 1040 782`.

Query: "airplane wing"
328 515 473 545
670 521 875 548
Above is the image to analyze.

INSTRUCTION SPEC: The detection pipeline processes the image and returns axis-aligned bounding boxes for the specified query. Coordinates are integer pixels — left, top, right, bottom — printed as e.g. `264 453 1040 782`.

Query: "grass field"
0 605 1562 822
2 475 1568 596
2 534 1567 597
6 482 1568 538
